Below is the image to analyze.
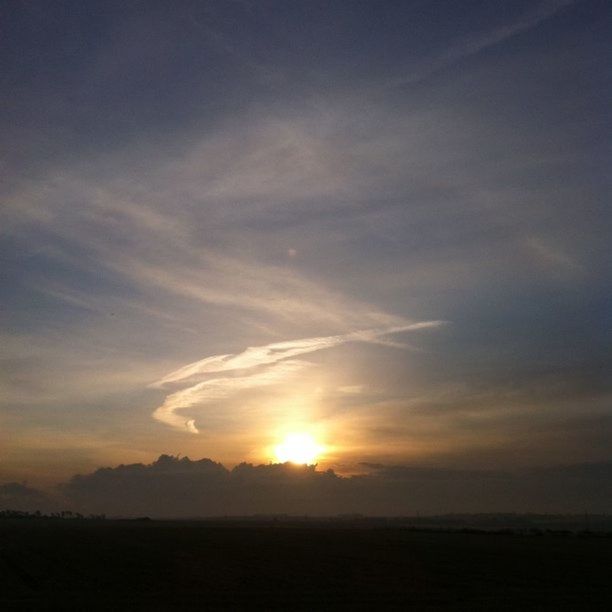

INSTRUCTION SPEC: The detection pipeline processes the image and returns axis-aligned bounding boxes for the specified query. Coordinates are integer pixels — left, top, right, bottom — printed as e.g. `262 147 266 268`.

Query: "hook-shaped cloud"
151 321 445 433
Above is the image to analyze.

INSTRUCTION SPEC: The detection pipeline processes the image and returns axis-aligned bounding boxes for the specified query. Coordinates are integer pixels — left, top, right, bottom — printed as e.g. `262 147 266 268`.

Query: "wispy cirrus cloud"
153 359 309 434
391 0 577 86
152 321 444 433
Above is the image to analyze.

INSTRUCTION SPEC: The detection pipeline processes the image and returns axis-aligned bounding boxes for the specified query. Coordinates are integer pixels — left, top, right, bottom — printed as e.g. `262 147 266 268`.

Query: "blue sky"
1 0 610 487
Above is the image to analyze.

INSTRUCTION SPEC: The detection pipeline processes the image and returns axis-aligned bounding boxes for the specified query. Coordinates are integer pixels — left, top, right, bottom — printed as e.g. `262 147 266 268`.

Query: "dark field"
1 520 611 610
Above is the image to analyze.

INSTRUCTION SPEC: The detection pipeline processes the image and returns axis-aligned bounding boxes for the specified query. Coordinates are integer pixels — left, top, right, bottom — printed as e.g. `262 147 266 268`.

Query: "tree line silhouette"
0 509 106 520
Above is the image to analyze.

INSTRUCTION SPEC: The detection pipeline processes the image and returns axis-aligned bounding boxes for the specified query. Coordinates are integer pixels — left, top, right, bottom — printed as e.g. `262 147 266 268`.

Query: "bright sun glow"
274 432 322 465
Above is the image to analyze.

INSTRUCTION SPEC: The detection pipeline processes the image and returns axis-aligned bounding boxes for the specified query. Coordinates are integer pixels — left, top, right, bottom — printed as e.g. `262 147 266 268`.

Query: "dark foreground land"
1 519 611 610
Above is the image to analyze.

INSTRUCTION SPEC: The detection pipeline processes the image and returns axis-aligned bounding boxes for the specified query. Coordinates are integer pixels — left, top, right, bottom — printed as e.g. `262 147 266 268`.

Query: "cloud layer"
2 455 608 517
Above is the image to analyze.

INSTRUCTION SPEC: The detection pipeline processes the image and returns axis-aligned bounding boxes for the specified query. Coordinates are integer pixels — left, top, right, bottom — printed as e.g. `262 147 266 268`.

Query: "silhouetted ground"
1 519 611 610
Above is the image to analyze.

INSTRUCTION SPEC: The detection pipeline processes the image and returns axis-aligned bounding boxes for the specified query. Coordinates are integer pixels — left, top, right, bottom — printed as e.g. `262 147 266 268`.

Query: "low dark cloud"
0 482 55 513
0 455 598 517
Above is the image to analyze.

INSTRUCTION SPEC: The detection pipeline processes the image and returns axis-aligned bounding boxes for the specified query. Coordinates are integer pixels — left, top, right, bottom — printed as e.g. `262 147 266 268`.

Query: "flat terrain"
1 520 611 610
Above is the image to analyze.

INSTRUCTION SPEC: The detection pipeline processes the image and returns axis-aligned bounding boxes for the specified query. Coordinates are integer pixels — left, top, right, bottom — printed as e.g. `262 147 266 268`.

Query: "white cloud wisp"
152 321 444 433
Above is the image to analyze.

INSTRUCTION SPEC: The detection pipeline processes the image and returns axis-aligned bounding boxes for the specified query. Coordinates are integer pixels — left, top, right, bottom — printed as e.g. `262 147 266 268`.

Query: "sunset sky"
1 0 610 496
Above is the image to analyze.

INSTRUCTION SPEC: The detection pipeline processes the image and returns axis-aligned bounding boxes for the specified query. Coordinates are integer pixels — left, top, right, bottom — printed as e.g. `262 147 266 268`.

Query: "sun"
274 432 322 465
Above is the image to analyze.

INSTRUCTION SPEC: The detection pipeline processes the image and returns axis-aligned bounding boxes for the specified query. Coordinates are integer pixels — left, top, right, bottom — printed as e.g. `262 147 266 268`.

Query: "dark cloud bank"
2 455 611 517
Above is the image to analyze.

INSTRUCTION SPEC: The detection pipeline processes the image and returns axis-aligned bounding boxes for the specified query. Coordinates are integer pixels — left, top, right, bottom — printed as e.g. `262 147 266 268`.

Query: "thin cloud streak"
152 321 444 433
3 163 414 332
154 321 443 387
153 359 309 434
391 0 577 86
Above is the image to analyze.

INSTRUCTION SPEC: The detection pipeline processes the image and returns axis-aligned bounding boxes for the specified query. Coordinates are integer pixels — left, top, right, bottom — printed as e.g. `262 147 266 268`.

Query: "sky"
1 0 611 511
